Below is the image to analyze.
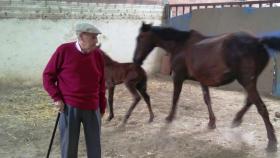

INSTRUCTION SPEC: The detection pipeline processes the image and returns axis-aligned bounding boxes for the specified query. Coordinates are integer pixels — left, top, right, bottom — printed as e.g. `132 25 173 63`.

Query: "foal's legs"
123 82 141 124
137 85 154 123
243 82 277 152
232 97 252 127
107 86 115 121
166 75 184 122
201 85 216 129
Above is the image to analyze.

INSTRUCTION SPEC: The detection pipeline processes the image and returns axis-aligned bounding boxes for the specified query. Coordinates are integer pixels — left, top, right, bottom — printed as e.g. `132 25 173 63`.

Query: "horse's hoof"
266 141 277 152
107 115 114 121
122 118 128 124
275 112 280 118
165 116 174 123
118 123 126 129
231 120 242 128
148 116 154 123
208 122 216 129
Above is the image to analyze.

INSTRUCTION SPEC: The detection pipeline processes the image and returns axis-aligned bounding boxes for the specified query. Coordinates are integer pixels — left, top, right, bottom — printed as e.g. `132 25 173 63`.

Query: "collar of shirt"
75 40 86 54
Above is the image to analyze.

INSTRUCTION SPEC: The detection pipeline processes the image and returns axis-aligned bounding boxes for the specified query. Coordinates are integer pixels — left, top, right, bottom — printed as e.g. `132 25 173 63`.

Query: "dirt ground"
0 75 280 158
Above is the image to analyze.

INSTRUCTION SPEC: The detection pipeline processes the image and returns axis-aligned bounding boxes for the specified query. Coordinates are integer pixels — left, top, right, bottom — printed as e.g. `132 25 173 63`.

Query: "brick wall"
0 0 163 19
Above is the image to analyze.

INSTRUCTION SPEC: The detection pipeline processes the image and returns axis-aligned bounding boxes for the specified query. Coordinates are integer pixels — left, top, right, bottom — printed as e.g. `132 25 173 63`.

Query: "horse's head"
133 22 156 66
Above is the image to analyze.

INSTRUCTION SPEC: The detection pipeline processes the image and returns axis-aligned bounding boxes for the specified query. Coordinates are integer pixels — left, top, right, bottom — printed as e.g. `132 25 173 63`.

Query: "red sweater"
43 42 106 114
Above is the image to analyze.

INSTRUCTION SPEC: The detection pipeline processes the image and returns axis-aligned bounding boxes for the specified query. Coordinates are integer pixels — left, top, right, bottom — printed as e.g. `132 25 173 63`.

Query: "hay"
0 77 280 158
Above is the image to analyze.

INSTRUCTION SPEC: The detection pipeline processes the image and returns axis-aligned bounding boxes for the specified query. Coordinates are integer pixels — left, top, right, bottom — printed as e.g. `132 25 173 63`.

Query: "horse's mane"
100 50 118 65
150 26 191 42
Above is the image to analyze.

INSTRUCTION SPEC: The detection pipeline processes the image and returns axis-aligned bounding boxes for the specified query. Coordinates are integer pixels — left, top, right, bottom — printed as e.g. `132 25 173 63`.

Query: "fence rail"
165 0 280 19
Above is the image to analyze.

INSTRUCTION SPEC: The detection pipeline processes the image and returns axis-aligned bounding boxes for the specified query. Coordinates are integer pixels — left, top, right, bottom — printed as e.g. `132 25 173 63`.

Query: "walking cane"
46 112 60 158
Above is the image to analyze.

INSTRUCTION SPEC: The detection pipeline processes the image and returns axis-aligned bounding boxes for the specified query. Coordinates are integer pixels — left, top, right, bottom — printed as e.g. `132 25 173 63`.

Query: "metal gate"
162 0 280 96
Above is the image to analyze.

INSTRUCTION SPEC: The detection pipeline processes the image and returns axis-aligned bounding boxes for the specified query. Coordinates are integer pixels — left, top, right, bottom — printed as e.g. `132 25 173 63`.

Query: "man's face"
79 32 98 52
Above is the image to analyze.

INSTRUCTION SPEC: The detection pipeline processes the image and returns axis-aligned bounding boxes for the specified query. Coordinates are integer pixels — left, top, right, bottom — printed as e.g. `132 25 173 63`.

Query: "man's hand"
54 100 65 113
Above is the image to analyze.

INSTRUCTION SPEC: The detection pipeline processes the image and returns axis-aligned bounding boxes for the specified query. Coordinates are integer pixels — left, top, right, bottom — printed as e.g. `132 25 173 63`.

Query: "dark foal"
133 23 280 152
100 50 154 124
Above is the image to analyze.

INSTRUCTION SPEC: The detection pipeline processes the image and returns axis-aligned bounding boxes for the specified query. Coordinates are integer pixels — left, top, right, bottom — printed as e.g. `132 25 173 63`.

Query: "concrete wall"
172 7 280 95
0 1 164 86
189 7 280 35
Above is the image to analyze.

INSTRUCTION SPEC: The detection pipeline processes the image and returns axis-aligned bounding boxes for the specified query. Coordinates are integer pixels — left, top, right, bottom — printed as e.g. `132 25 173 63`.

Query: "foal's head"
133 22 156 66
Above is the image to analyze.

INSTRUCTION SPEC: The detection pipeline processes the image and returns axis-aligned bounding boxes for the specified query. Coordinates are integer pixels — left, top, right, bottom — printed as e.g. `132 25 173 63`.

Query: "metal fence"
165 0 280 19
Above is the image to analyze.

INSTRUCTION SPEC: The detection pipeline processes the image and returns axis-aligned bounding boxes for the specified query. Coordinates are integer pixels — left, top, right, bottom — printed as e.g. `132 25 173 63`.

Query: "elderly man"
43 23 106 158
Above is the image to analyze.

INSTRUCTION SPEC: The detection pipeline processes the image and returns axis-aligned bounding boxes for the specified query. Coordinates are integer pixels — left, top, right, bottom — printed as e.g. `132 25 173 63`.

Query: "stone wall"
0 0 163 19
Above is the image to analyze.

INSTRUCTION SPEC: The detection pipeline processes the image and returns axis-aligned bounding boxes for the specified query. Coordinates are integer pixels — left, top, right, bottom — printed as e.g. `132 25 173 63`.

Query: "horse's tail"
260 36 280 51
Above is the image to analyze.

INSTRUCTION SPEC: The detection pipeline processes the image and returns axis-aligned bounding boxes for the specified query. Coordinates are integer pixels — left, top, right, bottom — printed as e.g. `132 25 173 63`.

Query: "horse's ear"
140 22 152 32
141 21 152 25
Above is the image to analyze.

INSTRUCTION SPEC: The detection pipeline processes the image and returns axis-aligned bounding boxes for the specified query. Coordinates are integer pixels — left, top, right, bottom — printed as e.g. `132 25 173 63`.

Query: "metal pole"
46 113 60 158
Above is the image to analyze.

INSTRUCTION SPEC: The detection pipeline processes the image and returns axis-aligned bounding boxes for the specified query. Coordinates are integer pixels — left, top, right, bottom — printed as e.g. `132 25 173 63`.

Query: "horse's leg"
166 75 184 122
232 97 252 127
244 83 277 152
107 86 115 121
201 85 216 129
123 82 141 124
137 85 154 123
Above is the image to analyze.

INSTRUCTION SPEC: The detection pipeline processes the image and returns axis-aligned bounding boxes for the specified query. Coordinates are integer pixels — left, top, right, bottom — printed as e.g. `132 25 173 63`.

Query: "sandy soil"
0 75 280 158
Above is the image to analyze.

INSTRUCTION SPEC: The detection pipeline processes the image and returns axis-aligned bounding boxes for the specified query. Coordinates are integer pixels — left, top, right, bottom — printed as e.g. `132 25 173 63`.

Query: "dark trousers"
59 104 101 158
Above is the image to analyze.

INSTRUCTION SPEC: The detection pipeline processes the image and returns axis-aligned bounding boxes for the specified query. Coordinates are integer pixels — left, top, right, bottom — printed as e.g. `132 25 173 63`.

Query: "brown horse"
100 50 154 124
133 23 280 152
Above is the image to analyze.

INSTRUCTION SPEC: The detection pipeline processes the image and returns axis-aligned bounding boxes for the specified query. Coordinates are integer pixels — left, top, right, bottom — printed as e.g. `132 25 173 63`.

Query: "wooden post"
273 53 280 96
